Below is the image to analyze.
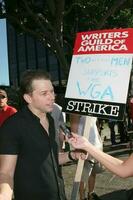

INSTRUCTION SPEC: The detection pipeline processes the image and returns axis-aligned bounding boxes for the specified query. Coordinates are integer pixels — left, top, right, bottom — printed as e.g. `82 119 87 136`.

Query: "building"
6 21 66 88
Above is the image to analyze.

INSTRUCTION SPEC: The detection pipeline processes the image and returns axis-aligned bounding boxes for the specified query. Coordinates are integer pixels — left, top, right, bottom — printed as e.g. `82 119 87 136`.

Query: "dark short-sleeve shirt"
0 106 66 200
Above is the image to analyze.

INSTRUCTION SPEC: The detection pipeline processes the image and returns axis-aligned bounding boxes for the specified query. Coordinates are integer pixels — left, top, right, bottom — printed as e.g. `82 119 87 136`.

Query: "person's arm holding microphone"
68 133 133 178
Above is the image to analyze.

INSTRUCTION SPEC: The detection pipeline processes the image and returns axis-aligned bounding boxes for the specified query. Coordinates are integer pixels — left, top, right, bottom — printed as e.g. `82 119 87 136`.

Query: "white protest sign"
64 28 133 120
66 54 132 103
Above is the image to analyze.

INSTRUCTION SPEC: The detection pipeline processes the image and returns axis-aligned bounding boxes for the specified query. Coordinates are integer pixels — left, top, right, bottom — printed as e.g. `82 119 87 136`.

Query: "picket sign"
66 28 133 200
71 116 93 200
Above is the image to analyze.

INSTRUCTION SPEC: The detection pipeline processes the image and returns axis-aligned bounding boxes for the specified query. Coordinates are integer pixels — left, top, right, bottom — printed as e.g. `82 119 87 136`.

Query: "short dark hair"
0 88 8 98
20 69 51 95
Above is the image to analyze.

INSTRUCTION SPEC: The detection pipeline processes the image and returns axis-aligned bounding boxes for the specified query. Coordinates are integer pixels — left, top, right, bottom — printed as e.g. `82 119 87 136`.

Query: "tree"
0 0 133 77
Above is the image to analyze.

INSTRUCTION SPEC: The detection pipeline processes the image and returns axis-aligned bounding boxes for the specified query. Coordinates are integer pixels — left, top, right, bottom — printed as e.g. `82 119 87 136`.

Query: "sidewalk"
62 122 133 200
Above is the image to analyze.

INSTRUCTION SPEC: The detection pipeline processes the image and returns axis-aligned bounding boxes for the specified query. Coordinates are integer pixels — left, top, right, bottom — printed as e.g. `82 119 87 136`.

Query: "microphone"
60 123 72 138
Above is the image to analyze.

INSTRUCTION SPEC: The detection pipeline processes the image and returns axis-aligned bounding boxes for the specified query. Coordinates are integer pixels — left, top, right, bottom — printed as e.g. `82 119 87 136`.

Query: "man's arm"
0 155 17 200
58 151 87 165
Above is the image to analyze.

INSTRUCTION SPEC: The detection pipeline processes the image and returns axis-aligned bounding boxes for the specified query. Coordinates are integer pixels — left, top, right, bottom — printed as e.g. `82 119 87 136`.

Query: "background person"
0 88 17 127
70 114 103 200
127 96 133 129
108 119 117 145
51 102 67 193
108 117 127 146
51 102 66 152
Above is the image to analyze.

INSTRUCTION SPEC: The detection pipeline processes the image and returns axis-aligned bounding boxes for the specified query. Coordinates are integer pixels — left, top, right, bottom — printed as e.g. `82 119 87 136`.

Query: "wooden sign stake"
71 116 94 200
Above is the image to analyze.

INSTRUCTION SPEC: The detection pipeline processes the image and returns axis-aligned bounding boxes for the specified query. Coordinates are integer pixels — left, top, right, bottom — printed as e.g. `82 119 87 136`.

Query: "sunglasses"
0 95 6 99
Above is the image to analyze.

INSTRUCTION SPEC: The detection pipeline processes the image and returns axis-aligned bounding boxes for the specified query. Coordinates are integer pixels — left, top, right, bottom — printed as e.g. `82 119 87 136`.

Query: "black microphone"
60 123 72 138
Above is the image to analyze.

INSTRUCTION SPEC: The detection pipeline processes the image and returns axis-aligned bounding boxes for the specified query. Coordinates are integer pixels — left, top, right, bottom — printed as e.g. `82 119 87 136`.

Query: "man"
51 102 66 151
0 89 17 126
0 70 81 200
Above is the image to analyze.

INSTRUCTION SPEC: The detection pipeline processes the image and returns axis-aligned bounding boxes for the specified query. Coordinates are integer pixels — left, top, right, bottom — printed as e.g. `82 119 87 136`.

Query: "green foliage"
0 0 133 76
107 9 133 28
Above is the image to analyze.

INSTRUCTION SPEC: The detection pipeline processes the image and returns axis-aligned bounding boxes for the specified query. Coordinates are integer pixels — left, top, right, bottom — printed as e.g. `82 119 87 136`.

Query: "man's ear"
23 94 32 104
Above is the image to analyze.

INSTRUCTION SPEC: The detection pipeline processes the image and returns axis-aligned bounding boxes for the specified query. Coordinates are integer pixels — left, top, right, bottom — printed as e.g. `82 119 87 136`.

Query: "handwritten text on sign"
65 54 132 104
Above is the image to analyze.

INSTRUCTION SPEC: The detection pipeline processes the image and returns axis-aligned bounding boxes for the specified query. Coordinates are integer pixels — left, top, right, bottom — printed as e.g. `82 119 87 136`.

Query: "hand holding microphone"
59 123 72 138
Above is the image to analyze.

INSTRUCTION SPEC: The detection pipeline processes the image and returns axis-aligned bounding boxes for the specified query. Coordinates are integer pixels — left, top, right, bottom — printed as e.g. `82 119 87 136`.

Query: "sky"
0 18 9 86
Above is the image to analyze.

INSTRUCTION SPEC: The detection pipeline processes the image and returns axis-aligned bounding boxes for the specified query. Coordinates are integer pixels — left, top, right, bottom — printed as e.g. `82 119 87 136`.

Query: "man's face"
25 79 55 114
0 91 7 109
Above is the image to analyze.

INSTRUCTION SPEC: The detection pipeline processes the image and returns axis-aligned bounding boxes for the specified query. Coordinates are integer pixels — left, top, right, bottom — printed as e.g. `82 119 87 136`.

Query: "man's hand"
69 150 88 161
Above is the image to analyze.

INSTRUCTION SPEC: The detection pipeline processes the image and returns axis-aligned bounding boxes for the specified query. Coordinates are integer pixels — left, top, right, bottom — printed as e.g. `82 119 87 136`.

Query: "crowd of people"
0 69 133 200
